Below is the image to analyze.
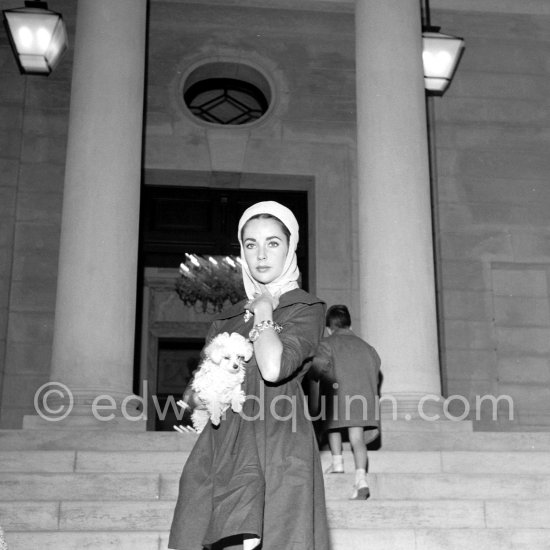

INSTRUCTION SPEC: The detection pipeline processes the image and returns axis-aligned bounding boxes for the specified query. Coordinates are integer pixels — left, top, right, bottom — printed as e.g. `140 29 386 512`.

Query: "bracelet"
248 320 283 342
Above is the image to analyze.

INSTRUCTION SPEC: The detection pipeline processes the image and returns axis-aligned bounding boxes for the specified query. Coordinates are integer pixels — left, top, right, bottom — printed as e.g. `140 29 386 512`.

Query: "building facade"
1 0 549 431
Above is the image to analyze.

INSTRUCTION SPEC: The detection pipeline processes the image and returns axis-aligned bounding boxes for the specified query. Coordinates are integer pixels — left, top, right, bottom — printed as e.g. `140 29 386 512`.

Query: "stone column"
25 0 147 428
355 0 442 418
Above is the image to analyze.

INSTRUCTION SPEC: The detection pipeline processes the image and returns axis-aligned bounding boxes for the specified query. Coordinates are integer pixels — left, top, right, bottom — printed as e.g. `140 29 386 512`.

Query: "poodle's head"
204 332 254 373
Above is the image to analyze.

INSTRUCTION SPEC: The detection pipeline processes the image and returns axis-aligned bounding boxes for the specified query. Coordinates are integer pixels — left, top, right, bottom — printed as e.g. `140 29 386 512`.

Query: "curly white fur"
191 332 253 433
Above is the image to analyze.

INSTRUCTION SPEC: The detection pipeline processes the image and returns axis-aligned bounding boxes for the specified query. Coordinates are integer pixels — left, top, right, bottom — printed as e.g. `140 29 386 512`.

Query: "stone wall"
432 8 550 429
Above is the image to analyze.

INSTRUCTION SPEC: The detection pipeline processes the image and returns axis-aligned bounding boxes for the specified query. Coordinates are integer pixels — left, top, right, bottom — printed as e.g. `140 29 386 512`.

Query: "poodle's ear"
204 332 229 363
207 343 224 364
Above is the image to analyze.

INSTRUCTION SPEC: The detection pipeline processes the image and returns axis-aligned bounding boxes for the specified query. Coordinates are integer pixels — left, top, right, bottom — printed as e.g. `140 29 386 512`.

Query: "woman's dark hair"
241 213 290 243
326 305 351 329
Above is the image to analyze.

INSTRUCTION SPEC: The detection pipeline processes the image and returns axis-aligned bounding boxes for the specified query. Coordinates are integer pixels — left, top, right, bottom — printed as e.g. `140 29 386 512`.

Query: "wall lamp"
3 0 68 75
421 0 464 95
422 25 465 95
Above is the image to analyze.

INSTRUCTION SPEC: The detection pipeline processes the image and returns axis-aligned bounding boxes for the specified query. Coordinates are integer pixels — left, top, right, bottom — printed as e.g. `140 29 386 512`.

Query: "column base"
379 391 448 422
22 414 146 431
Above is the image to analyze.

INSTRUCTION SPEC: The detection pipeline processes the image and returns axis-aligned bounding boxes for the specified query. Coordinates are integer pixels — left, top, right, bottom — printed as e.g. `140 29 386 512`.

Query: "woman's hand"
245 288 280 321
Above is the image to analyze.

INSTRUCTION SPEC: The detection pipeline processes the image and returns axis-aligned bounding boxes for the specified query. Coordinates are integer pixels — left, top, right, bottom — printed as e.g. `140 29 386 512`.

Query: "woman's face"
242 217 289 285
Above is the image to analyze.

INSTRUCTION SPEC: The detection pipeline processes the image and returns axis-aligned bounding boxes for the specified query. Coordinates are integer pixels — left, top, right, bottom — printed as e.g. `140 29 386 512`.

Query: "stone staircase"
1 420 550 550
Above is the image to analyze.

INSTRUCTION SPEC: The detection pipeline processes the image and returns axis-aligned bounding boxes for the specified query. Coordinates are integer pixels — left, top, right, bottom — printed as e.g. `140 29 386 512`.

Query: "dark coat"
312 328 381 442
168 289 329 550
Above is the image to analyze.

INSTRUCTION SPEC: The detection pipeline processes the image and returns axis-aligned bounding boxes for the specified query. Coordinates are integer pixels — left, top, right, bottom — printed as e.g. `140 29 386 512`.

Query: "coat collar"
330 327 354 336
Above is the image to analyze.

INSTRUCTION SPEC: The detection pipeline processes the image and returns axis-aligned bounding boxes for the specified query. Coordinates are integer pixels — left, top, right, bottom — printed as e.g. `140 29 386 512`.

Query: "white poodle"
191 332 253 433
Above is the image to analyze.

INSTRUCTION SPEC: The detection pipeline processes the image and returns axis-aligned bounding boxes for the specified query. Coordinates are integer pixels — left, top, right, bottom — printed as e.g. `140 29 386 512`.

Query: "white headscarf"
237 201 301 300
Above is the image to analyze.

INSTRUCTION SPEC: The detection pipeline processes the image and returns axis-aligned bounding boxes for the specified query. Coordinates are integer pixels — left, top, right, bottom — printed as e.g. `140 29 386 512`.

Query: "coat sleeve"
273 301 325 384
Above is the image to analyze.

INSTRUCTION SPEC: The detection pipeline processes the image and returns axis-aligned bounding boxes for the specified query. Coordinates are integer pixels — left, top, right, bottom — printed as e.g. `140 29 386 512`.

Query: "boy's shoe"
243 536 261 550
349 481 370 500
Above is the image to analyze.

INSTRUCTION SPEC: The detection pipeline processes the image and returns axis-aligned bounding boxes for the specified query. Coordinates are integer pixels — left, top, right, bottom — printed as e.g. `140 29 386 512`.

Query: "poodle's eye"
223 355 231 360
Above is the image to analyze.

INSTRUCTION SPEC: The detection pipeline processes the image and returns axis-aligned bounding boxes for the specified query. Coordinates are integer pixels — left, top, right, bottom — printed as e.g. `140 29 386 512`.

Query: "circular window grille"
183 63 272 126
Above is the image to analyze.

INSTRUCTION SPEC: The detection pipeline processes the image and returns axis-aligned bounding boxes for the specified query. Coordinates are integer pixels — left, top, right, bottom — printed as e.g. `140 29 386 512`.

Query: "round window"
183 63 272 126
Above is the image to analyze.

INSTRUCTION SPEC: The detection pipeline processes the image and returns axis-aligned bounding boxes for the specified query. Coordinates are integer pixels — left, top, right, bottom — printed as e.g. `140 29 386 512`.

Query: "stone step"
3 448 550 475
2 426 549 550
3 426 550 451
4 531 162 550
3 470 550 501
2 499 550 532
381 430 550 451
328 528 550 550
5 528 550 550
0 473 163 501
0 429 197 452
320 450 550 475
0 450 76 472
327 499 550 530
322 472 550 501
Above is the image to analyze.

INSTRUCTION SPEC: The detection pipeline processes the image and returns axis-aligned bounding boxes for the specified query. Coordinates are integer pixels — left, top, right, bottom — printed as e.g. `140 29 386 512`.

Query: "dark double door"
136 185 309 429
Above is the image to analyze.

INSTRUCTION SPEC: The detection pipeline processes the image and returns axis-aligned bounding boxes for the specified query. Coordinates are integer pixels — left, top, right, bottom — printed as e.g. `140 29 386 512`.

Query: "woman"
169 201 329 550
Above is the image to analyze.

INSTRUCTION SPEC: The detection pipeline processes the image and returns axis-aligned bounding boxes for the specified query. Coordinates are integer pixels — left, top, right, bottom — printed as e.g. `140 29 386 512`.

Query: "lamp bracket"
24 1 49 9
422 25 441 33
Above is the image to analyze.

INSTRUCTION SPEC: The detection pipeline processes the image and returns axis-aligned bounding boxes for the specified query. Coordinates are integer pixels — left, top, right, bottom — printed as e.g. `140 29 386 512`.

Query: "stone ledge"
22 414 147 432
2 426 550 452
331 528 550 550
6 528 550 550
149 0 550 16
0 472 161 501
4 531 162 550
0 429 197 451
